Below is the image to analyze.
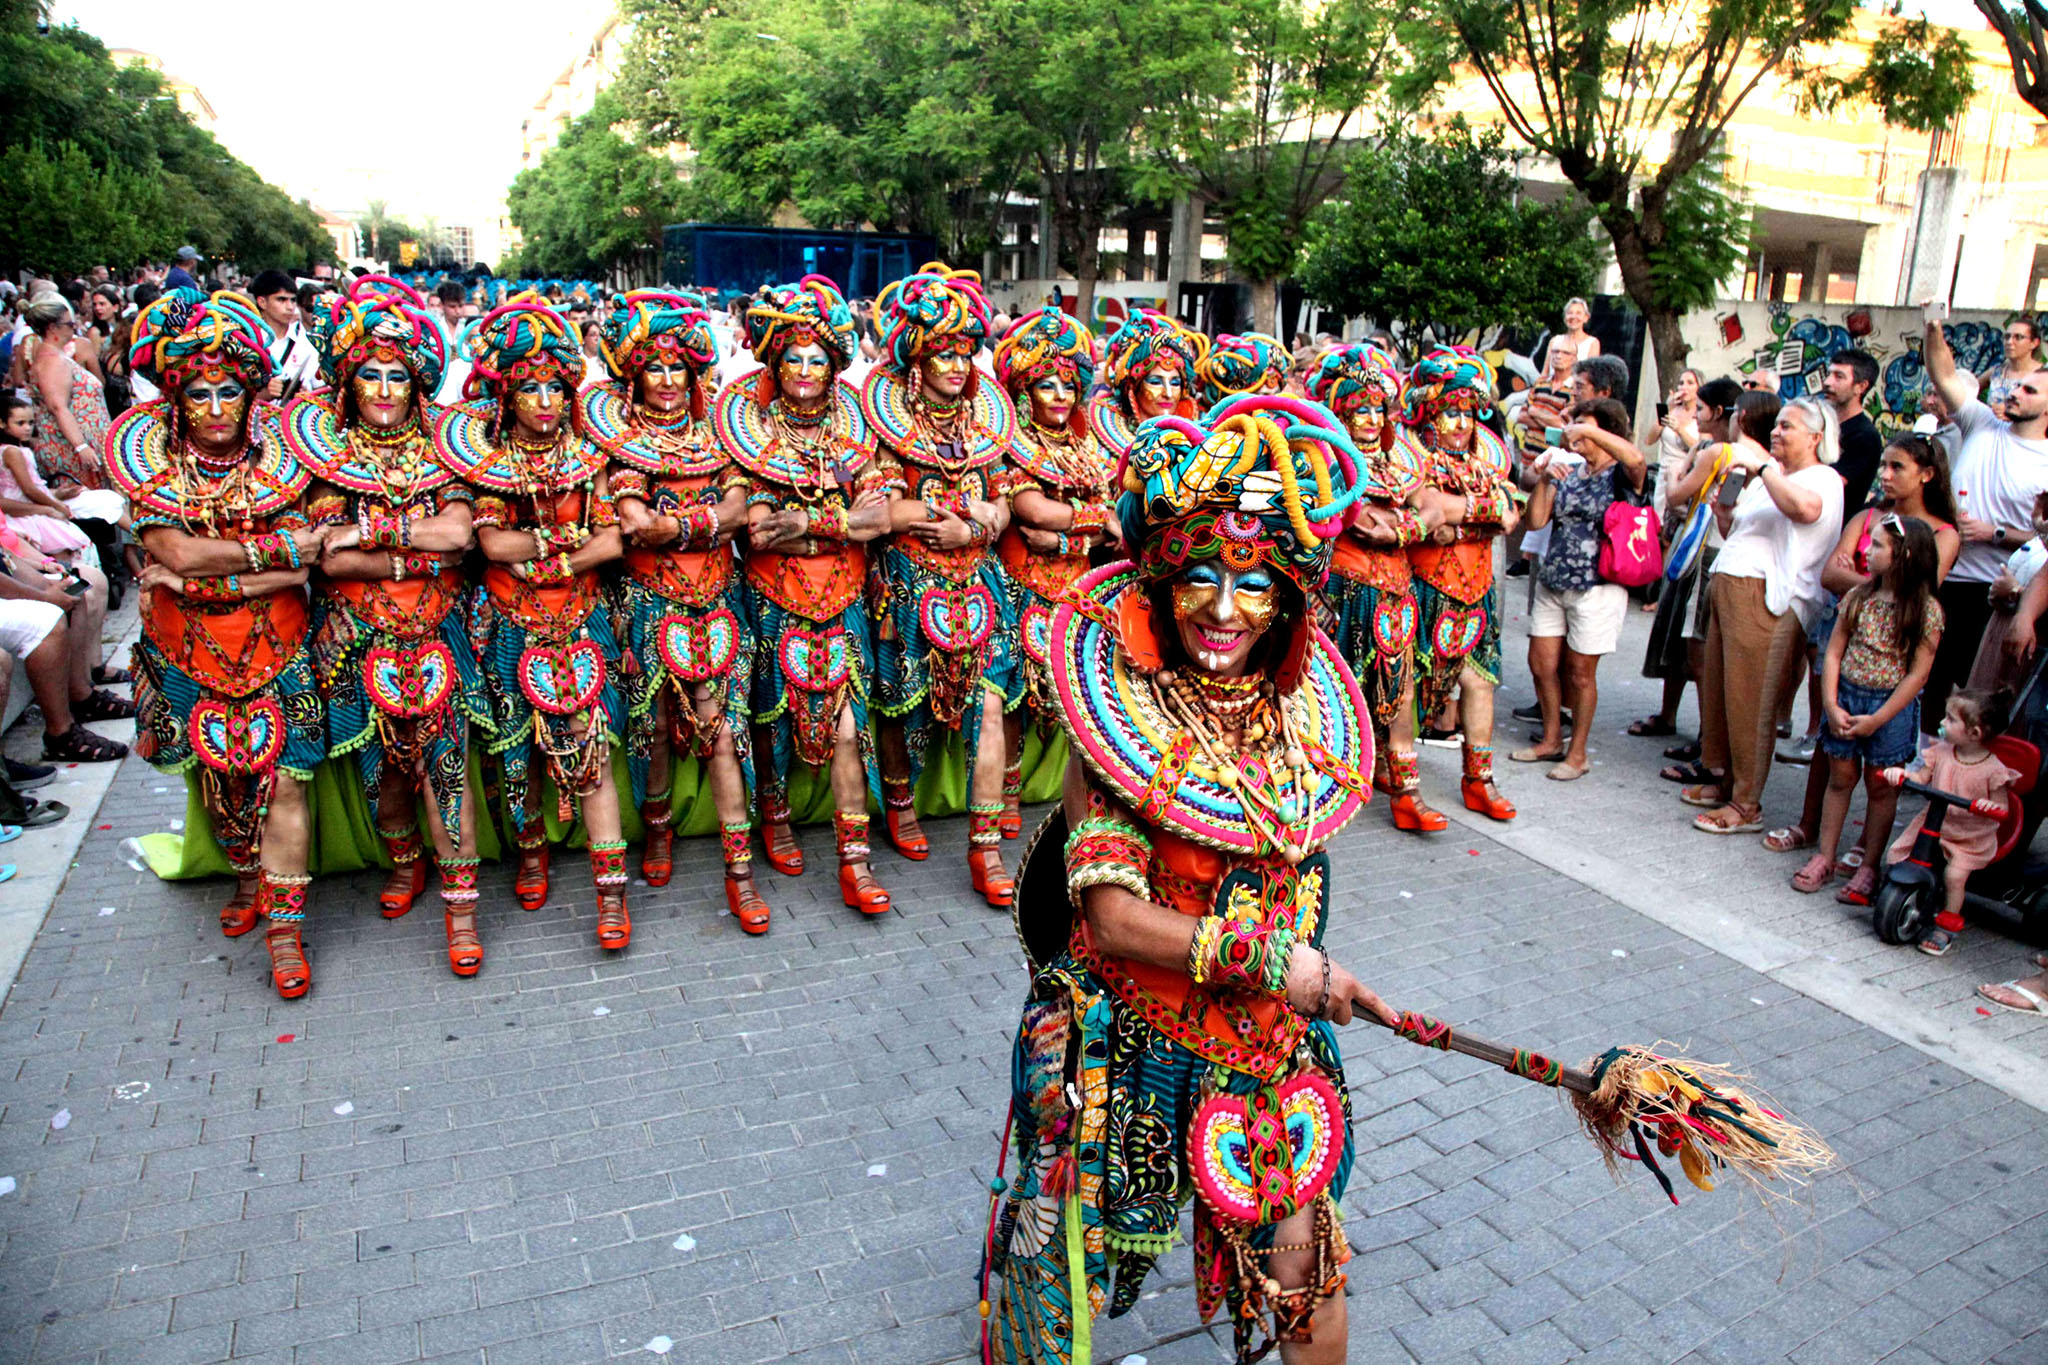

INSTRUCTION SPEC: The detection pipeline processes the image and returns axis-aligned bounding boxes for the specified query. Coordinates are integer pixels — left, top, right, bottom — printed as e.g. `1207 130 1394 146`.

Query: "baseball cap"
175 246 201 263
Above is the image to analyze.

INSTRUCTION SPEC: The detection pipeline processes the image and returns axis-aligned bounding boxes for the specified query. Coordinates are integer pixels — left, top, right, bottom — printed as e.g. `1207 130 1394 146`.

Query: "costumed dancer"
287 276 491 976
1308 343 1444 832
435 295 632 949
1194 331 1289 408
986 394 1390 1365
863 263 1023 905
1086 308 1203 459
992 307 1119 837
1404 347 1520 821
715 276 895 917
586 290 765 931
111 290 326 999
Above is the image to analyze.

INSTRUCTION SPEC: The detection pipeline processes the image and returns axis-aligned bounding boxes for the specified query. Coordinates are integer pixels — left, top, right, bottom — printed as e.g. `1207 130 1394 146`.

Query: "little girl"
1883 687 2020 957
0 394 93 558
1796 516 1943 901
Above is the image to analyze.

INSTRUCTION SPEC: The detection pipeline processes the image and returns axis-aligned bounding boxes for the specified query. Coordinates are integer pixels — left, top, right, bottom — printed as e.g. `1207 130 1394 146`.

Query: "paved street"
0 594 2043 1364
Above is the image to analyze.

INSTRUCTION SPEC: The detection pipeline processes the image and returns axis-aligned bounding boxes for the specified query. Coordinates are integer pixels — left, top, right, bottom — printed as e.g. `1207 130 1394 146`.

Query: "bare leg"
1815 757 1860 864
1559 649 1599 771
1858 769 1901 871
1521 634 1564 756
1657 673 1686 728
375 777 421 903
1269 1204 1348 1365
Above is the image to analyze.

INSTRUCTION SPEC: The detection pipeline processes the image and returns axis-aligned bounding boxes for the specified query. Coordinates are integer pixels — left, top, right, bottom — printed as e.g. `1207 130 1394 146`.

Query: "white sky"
54 0 618 226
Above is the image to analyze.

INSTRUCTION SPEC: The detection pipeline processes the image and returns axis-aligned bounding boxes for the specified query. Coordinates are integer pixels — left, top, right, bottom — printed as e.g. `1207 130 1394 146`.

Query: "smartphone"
62 573 88 597
1922 299 1950 325
1655 401 1669 424
1717 467 1748 507
1544 426 1565 446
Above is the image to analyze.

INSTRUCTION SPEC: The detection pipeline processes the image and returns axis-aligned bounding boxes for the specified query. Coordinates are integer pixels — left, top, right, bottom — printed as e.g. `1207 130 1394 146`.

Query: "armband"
473 496 511 530
609 469 650 502
808 502 850 540
1069 503 1107 536
1188 916 1296 996
1064 811 1153 906
306 493 349 525
185 574 243 602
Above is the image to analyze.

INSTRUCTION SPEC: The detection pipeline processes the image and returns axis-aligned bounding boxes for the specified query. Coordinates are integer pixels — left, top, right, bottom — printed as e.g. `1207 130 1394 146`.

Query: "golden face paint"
1028 372 1076 429
1137 364 1184 416
920 349 973 400
350 357 414 432
638 360 692 414
778 343 831 403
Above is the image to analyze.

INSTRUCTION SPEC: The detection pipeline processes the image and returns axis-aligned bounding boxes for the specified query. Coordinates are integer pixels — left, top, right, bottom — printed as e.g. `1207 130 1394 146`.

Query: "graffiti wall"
1680 301 2017 435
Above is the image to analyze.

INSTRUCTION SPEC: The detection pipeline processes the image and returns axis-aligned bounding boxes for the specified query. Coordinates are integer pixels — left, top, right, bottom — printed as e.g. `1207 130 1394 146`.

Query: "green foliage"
1643 155 1751 314
1808 17 1978 134
1295 122 1601 336
0 14 332 275
506 92 724 278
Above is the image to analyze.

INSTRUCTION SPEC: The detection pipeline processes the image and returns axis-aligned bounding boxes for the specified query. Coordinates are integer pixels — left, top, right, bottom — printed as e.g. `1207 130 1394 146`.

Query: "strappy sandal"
1679 783 1727 808
595 891 631 951
1790 853 1833 893
1694 805 1764 835
1835 866 1877 906
219 876 259 938
265 926 310 999
43 726 127 763
90 664 131 686
1629 716 1678 737
1662 760 1719 785
72 688 134 722
1978 981 2048 1014
762 821 804 876
725 872 771 934
445 910 482 976
1918 928 1957 957
1763 825 1812 853
513 846 549 911
1663 739 1702 762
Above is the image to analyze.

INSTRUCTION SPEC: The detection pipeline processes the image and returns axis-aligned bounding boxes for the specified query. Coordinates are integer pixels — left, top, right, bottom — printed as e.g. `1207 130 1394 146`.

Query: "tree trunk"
1604 213 1690 398
1247 277 1278 338
1071 211 1100 326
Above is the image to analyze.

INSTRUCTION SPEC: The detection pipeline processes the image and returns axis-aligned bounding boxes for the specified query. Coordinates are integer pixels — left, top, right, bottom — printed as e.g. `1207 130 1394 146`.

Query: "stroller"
1871 653 2048 946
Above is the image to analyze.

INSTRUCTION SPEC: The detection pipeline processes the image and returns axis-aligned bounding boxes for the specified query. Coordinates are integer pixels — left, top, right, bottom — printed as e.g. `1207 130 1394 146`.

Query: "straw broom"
1365 1009 1836 1204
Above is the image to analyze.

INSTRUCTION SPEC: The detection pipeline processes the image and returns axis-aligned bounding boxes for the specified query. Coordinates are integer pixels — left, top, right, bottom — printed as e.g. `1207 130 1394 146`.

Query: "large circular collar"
107 399 304 520
712 370 874 486
860 367 1014 470
279 391 453 495
429 400 607 494
1050 560 1371 855
581 384 725 477
1086 391 1138 458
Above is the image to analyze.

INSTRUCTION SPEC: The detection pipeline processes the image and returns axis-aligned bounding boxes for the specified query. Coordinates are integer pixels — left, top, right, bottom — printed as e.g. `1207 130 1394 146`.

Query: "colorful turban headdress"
318 274 448 395
1118 393 1368 597
458 291 584 403
1309 343 1405 420
1403 345 1498 427
875 261 991 376
744 275 857 376
1195 332 1287 406
1102 309 1203 417
994 307 1093 437
598 289 718 386
129 288 274 394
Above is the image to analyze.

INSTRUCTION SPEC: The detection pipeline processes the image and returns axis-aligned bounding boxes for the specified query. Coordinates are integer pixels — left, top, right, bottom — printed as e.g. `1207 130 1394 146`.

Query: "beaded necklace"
768 397 849 507
1153 666 1310 862
1024 419 1109 496
172 440 256 537
908 390 976 478
353 419 433 509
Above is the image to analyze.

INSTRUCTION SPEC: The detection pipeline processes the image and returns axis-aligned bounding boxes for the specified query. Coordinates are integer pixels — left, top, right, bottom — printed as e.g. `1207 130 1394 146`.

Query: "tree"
964 0 1226 321
1975 3 2048 121
1295 122 1602 341
507 92 707 280
1401 1 1973 392
1139 0 1415 331
0 6 332 276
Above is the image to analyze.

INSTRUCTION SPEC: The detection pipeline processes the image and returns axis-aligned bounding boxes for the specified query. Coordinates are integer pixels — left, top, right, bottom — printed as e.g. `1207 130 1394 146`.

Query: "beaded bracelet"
1069 503 1107 536
1189 917 1296 997
184 574 243 602
403 553 441 579
1056 533 1071 558
1064 812 1153 905
809 502 849 540
610 469 650 502
390 554 408 583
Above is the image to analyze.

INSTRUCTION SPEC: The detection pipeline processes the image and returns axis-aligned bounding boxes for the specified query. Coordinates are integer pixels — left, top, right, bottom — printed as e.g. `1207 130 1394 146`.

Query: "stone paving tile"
2 647 2047 1362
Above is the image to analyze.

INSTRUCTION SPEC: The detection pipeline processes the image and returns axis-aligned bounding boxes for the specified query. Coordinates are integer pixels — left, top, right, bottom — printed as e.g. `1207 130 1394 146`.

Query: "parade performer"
435 295 631 949
286 277 490 976
715 276 895 918
992 307 1118 837
985 394 1389 1365
588 290 766 928
1194 331 1288 408
863 263 1022 904
1404 347 1520 821
1086 308 1203 458
1309 343 1444 832
111 290 325 999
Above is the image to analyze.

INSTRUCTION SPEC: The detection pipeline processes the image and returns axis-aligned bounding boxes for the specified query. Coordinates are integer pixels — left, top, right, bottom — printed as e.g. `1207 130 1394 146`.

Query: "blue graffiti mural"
1728 305 2013 435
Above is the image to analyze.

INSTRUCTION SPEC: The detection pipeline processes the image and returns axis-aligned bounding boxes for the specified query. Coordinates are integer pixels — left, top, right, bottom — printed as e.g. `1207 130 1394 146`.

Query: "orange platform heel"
834 812 891 916
1000 763 1023 839
219 872 260 938
513 841 550 910
641 800 675 887
591 840 630 950
1459 743 1517 822
259 872 312 1000
759 790 804 876
441 857 482 977
883 781 929 860
721 821 771 933
1386 751 1448 832
967 803 1013 907
378 830 428 919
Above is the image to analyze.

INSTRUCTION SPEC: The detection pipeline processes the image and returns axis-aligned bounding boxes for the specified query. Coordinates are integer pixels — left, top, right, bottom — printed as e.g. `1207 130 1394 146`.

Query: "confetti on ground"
113 1081 150 1101
333 1102 354 1116
1468 849 1480 856
1750 998 1766 1006
169 820 183 831
671 1233 696 1252
96 824 111 831
50 1110 70 1131
1398 891 1413 899
866 1164 887 1177
152 786 168 792
0 1177 14 1196
1122 1355 1149 1365
97 907 115 916
591 1006 610 1017
1611 949 1629 958
644 1337 673 1355
1978 1007 1993 1016
275 1034 295 1044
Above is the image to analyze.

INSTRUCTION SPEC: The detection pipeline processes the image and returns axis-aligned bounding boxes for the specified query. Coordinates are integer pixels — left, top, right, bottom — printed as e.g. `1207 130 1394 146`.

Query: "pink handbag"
1599 499 1663 587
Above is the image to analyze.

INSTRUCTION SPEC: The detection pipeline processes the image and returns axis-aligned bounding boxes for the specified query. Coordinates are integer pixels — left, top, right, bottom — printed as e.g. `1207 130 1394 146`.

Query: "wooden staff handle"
1359 1009 1598 1096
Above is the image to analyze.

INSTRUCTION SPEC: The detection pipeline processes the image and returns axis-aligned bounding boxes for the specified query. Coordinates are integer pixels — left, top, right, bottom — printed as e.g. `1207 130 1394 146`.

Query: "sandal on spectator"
1663 739 1702 762
1917 928 1957 957
1979 981 2048 1013
1834 846 1864 877
1835 866 1877 906
1790 853 1832 893
43 727 127 763
20 799 67 828
1547 761 1589 781
1628 716 1677 737
1679 783 1726 808
1509 745 1566 763
73 689 135 722
1662 761 1719 784
90 664 132 685
1763 825 1812 853
1694 805 1763 834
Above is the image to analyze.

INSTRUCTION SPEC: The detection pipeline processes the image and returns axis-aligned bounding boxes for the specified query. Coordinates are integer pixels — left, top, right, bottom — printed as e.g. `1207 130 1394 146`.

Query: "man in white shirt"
433 282 474 403
251 270 321 399
1921 305 2048 727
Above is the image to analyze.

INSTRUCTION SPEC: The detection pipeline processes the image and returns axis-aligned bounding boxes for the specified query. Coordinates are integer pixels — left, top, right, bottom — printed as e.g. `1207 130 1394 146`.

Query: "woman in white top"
1687 395 1845 834
1561 297 1601 362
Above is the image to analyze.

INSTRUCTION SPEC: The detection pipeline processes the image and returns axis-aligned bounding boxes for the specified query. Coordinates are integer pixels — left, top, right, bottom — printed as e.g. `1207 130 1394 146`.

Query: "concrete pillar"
1036 196 1054 281
1897 166 1970 305
1168 194 1203 299
1799 241 1832 303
